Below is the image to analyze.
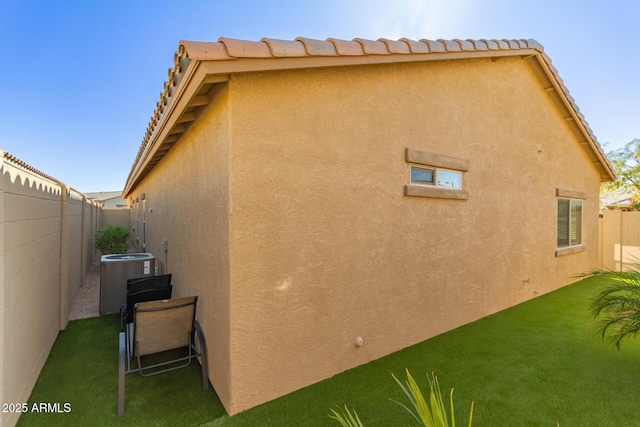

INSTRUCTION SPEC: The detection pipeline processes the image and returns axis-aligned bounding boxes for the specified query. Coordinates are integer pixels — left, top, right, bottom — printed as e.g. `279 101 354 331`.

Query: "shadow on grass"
18 277 640 426
207 277 640 427
17 315 226 427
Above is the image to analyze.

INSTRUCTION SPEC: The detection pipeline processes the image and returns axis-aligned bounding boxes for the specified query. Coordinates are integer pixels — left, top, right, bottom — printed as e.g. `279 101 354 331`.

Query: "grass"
18 277 640 426
16 315 225 426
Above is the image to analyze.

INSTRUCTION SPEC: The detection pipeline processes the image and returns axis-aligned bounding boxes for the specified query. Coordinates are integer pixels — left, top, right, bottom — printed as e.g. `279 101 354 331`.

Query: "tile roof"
179 37 543 60
124 36 616 195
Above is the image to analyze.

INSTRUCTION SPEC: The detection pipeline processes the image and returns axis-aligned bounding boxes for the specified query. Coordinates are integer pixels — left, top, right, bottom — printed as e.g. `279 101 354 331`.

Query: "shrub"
94 225 132 254
330 370 474 427
588 266 640 349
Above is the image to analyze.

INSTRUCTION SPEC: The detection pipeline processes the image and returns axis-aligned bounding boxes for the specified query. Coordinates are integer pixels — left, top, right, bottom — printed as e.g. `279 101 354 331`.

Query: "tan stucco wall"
225 57 601 413
125 83 233 408
1 170 62 427
130 56 602 415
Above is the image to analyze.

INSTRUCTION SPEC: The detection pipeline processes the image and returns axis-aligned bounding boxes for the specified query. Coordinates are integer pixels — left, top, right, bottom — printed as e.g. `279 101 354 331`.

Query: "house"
122 36 616 415
85 191 128 209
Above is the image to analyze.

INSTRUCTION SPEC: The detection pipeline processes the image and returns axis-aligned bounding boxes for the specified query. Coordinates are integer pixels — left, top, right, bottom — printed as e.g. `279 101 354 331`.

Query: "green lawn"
18 276 640 426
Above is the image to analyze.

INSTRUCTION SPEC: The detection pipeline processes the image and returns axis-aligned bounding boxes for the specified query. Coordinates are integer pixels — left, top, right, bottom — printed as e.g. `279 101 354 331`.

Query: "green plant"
392 370 473 427
588 266 640 349
94 225 132 254
329 370 473 427
329 405 364 427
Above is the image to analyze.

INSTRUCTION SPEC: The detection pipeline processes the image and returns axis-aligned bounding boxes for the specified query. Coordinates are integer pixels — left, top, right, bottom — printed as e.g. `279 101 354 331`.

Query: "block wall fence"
0 151 108 427
599 209 640 272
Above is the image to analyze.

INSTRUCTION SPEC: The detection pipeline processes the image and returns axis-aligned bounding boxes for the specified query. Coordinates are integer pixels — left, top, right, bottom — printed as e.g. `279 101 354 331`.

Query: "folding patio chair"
117 296 208 416
120 274 172 330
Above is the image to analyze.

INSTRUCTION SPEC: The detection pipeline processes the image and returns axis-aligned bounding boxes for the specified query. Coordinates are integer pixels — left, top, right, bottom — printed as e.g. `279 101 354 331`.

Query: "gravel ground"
68 257 101 320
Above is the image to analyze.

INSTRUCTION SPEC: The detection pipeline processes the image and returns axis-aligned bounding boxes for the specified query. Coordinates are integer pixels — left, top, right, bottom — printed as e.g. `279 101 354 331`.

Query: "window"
410 166 434 185
557 198 582 248
410 165 462 189
404 148 469 200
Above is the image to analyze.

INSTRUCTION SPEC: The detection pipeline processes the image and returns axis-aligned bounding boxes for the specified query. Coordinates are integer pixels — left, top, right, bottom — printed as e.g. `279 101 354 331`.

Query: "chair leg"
118 332 126 416
194 320 209 390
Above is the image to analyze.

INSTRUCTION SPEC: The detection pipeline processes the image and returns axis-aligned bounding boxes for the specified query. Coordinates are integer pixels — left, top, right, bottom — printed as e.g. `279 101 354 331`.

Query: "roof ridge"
124 35 614 193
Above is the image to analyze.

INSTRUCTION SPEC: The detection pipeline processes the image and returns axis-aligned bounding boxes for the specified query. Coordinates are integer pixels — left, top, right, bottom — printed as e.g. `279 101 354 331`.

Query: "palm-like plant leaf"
588 266 640 349
329 405 364 427
391 370 473 427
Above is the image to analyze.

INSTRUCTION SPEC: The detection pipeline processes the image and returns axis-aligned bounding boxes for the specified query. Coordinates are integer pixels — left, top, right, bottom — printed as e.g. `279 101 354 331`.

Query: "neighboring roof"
123 36 616 196
85 191 124 201
600 188 635 207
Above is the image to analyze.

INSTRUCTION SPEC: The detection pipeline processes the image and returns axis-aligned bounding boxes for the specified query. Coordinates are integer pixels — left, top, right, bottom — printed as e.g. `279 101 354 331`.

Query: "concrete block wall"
0 152 102 427
600 209 640 271
102 208 130 230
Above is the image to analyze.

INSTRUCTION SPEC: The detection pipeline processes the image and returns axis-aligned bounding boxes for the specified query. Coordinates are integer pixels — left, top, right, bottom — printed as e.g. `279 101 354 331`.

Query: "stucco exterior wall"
128 56 603 416
225 57 601 413
125 84 232 408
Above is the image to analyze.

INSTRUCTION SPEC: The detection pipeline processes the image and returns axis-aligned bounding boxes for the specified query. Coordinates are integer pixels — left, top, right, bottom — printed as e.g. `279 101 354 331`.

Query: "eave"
122 37 616 197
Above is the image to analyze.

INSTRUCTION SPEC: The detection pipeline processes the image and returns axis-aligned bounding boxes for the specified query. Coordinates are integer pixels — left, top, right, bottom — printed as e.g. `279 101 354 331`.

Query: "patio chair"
119 274 173 330
117 296 208 416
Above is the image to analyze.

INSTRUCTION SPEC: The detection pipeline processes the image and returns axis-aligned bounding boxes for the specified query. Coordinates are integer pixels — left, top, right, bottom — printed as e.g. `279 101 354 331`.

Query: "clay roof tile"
218 37 271 58
179 40 232 61
354 38 390 55
327 38 365 56
421 39 447 53
378 38 411 54
400 38 430 53
524 39 544 52
295 37 338 56
261 38 307 57
495 39 511 49
438 39 463 52
480 39 501 50
504 39 522 49
453 39 478 51
468 39 489 51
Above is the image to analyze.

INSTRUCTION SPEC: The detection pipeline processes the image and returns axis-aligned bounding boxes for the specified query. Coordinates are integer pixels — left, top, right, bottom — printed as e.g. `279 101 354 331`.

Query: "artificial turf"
17 277 640 426
16 315 225 427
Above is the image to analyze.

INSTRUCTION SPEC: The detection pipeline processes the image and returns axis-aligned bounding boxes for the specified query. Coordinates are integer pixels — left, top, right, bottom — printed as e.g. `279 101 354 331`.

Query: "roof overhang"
122 37 616 197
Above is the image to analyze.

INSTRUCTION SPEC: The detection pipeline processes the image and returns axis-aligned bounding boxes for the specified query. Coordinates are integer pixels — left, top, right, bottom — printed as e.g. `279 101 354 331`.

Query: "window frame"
555 188 587 257
404 148 469 200
410 165 463 190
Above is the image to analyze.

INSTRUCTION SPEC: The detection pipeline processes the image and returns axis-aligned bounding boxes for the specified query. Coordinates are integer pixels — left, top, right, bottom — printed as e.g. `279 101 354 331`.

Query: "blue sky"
1 0 638 192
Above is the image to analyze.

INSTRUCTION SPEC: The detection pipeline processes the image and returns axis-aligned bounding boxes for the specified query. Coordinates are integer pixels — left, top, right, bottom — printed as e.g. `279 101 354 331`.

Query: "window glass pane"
437 170 462 189
411 167 434 185
570 199 582 246
557 199 570 248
